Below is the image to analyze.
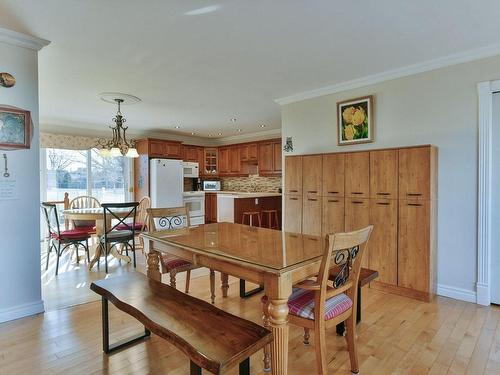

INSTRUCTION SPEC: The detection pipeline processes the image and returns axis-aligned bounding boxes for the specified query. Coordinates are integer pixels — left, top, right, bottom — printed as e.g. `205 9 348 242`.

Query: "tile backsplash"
222 175 282 193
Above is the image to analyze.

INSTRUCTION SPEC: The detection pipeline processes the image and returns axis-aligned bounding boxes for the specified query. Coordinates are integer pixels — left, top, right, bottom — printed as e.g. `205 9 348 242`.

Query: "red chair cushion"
160 254 192 272
51 229 90 241
73 225 96 234
287 288 352 321
116 222 146 231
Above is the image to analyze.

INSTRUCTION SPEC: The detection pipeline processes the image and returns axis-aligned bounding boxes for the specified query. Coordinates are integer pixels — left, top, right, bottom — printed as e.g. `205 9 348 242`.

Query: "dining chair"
100 202 139 273
69 195 101 234
262 225 373 375
117 196 150 251
41 202 91 276
147 206 216 304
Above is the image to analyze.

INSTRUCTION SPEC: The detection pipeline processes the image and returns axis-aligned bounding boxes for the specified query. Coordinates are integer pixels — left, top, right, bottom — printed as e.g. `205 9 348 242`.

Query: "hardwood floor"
14 243 500 374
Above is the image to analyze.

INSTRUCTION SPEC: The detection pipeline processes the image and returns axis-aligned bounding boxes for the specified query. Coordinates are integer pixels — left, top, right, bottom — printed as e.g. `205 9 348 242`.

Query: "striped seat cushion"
160 254 192 271
288 287 353 321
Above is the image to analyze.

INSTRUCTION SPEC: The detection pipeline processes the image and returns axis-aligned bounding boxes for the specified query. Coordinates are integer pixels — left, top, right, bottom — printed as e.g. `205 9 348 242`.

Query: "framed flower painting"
337 95 373 145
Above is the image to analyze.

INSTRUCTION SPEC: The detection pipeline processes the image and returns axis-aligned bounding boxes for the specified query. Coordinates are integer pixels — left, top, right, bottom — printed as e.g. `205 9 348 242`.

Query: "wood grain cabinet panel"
322 197 345 238
258 142 273 174
229 146 241 173
322 153 345 197
398 199 430 292
302 155 322 197
370 149 398 199
218 147 230 175
284 195 302 233
345 152 370 198
369 199 398 285
302 195 322 236
345 198 370 267
284 156 302 195
241 143 258 162
273 142 282 173
164 142 182 158
149 141 165 157
399 146 433 200
205 193 217 223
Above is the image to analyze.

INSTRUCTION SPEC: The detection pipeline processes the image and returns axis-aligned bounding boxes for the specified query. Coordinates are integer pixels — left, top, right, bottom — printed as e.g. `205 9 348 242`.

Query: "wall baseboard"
476 282 490 306
437 284 476 303
0 300 45 323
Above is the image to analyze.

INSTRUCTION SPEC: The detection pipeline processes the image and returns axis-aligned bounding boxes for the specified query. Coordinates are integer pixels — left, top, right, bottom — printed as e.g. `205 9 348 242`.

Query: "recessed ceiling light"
230 117 237 123
217 132 223 136
236 129 242 132
191 132 196 135
185 5 222 16
174 125 180 129
208 134 213 137
259 124 266 128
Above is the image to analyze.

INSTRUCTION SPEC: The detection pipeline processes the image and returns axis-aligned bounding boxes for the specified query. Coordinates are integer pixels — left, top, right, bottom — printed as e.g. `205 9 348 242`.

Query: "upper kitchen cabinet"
284 156 302 195
322 153 345 197
203 148 218 176
258 139 282 176
370 149 398 199
182 145 203 163
218 147 230 175
139 138 182 159
344 151 370 198
240 143 258 162
302 155 322 197
398 146 437 200
229 146 241 174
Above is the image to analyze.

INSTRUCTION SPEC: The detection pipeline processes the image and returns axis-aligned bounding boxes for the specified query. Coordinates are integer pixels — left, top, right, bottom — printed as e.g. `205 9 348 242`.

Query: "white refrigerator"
150 159 183 208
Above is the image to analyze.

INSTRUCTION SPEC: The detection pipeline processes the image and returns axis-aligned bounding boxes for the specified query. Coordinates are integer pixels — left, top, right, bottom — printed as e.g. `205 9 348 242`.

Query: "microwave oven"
203 180 221 191
183 162 199 178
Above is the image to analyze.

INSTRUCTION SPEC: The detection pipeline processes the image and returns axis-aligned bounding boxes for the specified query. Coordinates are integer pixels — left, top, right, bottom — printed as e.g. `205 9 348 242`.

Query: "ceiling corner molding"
275 43 500 105
0 27 50 51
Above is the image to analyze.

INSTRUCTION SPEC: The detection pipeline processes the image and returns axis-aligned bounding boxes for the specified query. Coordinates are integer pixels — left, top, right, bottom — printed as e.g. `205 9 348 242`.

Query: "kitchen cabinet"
345 198 370 268
370 149 398 199
322 153 345 197
284 195 302 233
399 146 435 200
205 193 217 223
258 139 282 176
322 197 344 238
398 200 432 293
302 195 322 236
229 146 241 173
203 148 218 176
369 199 398 285
218 147 230 175
302 155 322 197
182 145 203 163
345 151 370 198
284 156 302 195
240 143 258 162
143 138 182 159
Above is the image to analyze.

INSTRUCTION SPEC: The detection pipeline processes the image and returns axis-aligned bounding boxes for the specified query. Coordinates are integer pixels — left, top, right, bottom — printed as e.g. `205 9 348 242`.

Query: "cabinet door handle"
289 197 298 201
407 203 422 207
352 192 364 195
289 189 298 193
307 190 318 193
306 237 318 241
377 192 390 196
377 202 390 206
352 201 364 204
328 191 339 194
308 198 318 202
328 199 339 203
407 193 422 196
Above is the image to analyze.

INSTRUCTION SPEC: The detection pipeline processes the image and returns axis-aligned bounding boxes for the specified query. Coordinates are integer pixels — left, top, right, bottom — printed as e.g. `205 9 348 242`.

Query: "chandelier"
97 96 139 158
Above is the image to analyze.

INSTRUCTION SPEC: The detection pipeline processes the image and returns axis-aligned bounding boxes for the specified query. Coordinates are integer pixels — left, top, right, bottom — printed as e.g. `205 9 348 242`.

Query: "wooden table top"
63 207 131 220
142 222 326 274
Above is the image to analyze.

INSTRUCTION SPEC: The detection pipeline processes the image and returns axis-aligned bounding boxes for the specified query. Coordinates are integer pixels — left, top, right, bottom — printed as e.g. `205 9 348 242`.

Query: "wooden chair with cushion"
69 195 100 234
41 202 91 276
263 225 373 375
147 206 216 304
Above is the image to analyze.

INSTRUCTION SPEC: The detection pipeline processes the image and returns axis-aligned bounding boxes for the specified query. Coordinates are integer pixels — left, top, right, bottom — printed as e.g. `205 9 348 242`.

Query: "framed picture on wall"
0 106 31 149
337 95 373 145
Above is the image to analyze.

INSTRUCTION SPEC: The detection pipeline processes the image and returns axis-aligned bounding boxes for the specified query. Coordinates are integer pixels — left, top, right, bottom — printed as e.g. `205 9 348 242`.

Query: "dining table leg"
265 275 292 375
221 273 229 298
144 241 162 282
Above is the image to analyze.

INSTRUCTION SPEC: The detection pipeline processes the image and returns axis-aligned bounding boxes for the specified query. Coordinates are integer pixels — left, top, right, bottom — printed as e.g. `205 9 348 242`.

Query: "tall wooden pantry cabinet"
283 145 437 302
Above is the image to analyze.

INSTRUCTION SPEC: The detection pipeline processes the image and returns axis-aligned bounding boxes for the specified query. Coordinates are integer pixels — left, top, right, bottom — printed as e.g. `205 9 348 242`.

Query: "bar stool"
240 211 263 298
241 211 262 227
262 209 280 229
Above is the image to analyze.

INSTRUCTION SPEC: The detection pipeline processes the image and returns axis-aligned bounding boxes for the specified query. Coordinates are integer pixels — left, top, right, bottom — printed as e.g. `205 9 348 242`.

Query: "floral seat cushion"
287 287 353 321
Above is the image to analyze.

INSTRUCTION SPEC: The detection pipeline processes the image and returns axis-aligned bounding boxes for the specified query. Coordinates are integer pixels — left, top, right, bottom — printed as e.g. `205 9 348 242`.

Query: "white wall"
281 54 500 300
0 36 45 322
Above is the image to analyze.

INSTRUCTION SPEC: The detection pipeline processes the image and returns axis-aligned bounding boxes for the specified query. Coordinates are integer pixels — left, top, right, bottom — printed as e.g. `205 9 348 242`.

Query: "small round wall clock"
0 73 16 88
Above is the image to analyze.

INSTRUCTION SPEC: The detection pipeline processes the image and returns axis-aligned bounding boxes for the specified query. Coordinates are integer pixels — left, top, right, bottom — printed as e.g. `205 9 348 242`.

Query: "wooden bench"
330 267 379 335
90 272 272 375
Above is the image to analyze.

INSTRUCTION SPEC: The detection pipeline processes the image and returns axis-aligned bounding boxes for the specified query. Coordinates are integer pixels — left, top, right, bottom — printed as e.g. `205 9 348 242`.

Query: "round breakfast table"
63 207 133 270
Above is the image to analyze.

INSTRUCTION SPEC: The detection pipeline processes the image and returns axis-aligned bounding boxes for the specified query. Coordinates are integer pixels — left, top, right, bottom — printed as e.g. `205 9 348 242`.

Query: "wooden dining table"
142 222 327 375
63 207 133 269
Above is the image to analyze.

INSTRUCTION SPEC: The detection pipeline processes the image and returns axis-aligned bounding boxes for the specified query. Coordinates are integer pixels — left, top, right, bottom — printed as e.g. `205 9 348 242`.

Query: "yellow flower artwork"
337 96 373 145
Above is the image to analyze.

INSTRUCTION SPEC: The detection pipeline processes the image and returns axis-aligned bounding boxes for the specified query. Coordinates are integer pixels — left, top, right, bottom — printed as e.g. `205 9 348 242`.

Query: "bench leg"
101 297 151 354
239 279 264 298
190 361 202 375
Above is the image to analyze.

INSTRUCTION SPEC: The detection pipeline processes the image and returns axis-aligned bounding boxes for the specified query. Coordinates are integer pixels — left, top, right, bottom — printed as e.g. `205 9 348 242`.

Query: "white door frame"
476 80 500 306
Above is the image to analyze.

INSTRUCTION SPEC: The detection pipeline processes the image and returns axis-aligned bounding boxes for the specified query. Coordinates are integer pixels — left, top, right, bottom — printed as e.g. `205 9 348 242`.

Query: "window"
42 148 130 204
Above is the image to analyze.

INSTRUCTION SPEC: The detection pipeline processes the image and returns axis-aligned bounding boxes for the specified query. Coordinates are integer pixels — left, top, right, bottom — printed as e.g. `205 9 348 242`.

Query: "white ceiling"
2 0 500 140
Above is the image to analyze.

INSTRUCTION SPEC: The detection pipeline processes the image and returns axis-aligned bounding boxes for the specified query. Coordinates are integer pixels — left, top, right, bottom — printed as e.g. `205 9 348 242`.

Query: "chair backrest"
69 196 101 209
41 202 61 238
315 226 373 316
101 202 139 237
137 196 151 228
147 206 190 231
44 192 70 229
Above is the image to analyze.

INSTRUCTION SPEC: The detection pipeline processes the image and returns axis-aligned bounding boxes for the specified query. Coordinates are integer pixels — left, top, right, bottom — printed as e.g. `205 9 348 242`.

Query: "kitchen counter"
216 193 282 226
214 191 282 198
